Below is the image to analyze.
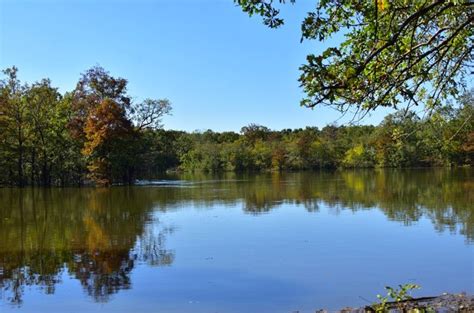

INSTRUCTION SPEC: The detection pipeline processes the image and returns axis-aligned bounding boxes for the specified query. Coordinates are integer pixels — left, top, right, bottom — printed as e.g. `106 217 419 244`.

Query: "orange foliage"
82 99 134 186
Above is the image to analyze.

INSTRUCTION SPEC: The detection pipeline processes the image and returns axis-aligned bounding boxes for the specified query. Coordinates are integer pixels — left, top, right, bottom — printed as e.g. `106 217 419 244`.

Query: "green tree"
251 140 273 169
236 0 474 114
25 79 63 185
0 67 30 186
374 111 419 167
222 139 253 171
241 123 271 145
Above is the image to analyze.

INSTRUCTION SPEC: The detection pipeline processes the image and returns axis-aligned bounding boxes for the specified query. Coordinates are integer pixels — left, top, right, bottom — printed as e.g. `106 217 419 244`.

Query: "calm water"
0 169 473 312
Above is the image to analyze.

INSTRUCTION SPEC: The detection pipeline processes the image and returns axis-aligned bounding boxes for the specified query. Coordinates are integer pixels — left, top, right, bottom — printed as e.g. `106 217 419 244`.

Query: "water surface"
1 169 473 312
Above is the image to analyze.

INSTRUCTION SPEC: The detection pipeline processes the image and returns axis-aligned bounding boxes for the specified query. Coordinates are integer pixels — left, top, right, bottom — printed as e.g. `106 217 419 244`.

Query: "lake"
0 169 473 312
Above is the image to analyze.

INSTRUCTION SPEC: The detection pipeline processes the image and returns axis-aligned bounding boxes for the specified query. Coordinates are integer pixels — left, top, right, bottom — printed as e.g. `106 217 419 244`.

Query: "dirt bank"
316 293 474 312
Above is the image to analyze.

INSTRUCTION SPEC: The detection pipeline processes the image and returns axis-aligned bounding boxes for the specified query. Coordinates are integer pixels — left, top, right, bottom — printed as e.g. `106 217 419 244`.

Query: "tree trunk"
18 125 24 187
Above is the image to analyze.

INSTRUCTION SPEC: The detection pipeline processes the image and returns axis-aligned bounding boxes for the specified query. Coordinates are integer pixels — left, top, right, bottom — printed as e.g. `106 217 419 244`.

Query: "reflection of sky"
2 168 473 313
157 204 473 311
5 202 472 313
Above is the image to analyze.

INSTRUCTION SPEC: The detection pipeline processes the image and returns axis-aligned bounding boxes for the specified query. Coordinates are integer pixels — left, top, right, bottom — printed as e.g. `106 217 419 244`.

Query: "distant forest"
0 66 473 187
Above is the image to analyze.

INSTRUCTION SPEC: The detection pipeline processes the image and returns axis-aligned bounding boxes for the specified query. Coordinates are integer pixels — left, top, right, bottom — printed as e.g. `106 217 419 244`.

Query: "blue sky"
0 0 393 132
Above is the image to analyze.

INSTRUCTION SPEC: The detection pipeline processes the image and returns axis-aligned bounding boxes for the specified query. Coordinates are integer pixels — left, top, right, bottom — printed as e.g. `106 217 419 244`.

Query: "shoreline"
318 293 474 313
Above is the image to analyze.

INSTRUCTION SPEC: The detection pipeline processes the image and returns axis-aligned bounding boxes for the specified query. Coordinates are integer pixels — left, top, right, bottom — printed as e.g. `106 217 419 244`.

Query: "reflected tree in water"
151 170 473 240
0 169 472 306
0 188 174 305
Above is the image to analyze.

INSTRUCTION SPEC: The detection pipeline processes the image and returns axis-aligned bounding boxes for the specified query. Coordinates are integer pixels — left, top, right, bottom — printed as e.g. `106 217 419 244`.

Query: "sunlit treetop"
236 0 474 118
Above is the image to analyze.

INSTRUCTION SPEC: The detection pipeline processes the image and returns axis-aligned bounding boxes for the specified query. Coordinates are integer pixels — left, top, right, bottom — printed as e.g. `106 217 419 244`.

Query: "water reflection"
150 169 473 240
0 169 472 307
0 188 174 305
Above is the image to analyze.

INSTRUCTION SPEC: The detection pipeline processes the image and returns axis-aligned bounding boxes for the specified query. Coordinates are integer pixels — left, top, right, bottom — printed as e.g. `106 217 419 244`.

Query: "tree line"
0 66 171 186
0 66 472 186
171 98 473 173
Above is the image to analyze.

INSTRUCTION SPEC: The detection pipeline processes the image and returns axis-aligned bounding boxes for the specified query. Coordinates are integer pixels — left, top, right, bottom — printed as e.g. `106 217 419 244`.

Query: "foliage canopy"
236 0 474 117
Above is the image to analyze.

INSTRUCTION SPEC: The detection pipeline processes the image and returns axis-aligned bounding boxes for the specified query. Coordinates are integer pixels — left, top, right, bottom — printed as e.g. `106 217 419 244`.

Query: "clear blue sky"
0 0 392 132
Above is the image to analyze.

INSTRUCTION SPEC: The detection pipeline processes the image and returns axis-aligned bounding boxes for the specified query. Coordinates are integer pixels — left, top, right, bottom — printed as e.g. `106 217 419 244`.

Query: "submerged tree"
82 99 137 186
25 79 64 185
70 66 172 186
0 67 29 186
236 0 474 115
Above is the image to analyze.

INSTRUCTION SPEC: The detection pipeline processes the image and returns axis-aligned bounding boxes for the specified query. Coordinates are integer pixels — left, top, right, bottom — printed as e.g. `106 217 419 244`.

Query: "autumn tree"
236 0 474 116
70 66 131 141
82 99 137 186
449 90 474 164
70 66 173 185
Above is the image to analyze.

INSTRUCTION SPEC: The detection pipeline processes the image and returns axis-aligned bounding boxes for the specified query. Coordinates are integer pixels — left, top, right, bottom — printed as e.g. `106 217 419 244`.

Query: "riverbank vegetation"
0 67 472 186
0 66 171 186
